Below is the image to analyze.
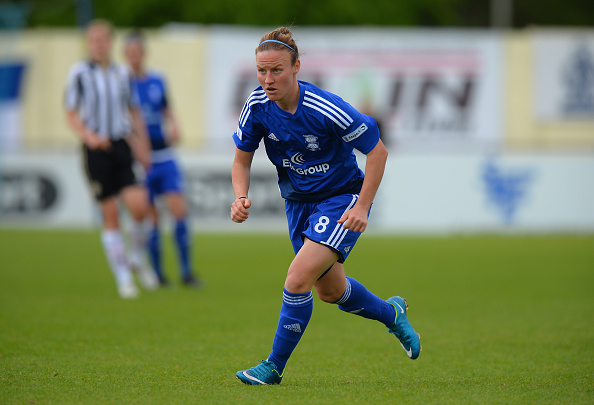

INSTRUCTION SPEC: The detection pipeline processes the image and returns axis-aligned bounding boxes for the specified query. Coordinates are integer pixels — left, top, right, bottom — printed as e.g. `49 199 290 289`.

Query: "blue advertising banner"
0 61 26 152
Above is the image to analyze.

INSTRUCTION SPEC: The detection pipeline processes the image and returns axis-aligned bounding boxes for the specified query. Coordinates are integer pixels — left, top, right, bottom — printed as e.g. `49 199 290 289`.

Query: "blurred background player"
231 27 420 385
124 30 201 287
64 20 158 299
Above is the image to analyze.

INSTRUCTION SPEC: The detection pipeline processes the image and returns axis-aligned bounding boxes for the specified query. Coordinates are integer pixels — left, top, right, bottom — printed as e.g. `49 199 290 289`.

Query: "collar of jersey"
272 81 305 119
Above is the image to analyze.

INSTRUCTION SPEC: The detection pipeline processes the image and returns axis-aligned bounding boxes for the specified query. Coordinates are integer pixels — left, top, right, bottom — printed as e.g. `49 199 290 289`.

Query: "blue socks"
148 219 192 280
267 289 313 374
174 219 191 278
266 278 394 373
334 277 396 327
148 227 163 281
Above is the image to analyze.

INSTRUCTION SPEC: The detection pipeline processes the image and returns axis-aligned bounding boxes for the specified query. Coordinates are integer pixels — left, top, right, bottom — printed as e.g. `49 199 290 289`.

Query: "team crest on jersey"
303 135 320 151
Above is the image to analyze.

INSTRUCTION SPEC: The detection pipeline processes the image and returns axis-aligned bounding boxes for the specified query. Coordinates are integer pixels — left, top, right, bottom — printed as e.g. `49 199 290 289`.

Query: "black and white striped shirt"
65 61 136 140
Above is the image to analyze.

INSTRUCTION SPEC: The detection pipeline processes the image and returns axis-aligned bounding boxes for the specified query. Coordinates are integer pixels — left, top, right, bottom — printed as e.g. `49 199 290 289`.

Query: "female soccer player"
124 31 201 287
230 27 421 385
65 20 158 299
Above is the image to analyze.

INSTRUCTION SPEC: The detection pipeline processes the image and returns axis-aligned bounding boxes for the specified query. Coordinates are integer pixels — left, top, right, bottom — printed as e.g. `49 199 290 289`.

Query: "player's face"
256 49 300 109
87 25 112 65
124 41 145 71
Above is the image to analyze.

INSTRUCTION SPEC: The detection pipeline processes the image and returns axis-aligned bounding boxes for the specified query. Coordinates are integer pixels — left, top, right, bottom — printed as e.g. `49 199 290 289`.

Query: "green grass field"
1 230 593 404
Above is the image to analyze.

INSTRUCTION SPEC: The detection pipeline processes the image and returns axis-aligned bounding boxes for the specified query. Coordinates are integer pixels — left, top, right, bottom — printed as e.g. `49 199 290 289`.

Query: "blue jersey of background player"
125 30 200 288
231 27 421 386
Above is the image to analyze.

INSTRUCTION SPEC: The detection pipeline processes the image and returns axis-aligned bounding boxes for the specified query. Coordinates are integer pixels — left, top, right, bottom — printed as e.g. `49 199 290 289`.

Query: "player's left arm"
126 71 151 169
338 138 388 233
128 106 152 170
163 107 181 145
161 79 181 145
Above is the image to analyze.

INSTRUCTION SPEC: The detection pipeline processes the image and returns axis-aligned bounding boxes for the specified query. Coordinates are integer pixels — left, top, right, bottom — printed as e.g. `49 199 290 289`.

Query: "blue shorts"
146 159 184 203
285 194 368 263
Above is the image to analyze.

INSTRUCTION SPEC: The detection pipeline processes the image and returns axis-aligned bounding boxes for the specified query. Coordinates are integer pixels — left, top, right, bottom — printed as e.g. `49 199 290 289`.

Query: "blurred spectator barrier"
2 152 593 233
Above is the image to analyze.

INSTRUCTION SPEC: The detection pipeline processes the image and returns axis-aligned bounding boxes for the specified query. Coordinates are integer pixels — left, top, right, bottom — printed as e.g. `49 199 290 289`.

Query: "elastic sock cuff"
282 288 313 308
332 277 352 305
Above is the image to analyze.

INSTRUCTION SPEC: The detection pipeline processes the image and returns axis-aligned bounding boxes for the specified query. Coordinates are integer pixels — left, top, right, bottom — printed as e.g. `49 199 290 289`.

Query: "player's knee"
170 206 187 220
167 195 187 219
284 273 314 294
130 202 150 221
132 205 148 221
316 288 343 303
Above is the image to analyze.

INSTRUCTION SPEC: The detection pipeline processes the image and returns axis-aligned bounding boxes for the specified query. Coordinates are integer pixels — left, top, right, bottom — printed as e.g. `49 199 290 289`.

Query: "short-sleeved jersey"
129 71 169 151
233 81 380 202
64 61 136 141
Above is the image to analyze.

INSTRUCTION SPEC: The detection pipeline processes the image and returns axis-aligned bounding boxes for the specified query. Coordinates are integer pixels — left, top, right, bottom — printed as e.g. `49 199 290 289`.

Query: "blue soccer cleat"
236 360 283 385
386 296 421 360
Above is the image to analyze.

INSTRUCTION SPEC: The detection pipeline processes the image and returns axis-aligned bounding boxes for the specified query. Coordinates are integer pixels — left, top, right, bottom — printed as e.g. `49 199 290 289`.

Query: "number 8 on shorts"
314 216 330 233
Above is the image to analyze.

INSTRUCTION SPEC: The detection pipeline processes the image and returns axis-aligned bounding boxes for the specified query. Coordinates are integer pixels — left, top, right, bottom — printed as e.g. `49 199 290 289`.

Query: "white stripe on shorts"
322 194 358 250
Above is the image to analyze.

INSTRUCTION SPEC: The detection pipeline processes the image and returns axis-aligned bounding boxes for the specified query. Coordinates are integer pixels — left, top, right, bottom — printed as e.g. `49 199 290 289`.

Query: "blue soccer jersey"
233 81 380 202
131 71 183 197
130 71 169 151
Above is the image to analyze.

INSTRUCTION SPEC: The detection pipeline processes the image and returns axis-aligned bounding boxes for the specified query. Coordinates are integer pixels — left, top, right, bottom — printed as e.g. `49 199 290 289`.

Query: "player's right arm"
231 88 267 223
65 109 111 151
231 148 255 223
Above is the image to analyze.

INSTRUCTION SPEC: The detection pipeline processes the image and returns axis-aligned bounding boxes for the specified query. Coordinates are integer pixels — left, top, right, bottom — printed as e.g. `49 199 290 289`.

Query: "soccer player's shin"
101 230 137 298
267 289 313 374
101 230 132 284
129 220 148 267
129 220 158 290
334 277 396 327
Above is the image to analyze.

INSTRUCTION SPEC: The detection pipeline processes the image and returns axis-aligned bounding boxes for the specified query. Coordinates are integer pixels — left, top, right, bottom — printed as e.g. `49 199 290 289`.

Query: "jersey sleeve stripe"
240 97 269 127
304 91 354 125
303 101 347 130
239 90 266 118
304 97 351 128
239 90 267 124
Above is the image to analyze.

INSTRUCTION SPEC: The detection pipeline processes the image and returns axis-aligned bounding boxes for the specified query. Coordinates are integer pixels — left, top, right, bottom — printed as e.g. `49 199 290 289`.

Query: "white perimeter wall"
2 152 593 234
